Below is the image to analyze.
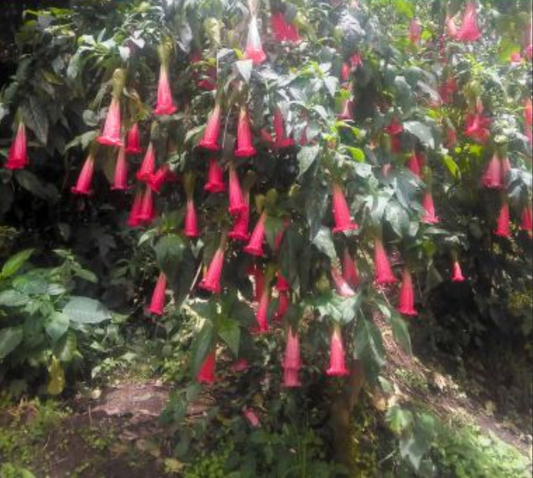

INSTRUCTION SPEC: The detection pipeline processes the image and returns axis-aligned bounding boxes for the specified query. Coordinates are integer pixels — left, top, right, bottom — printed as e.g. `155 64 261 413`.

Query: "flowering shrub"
0 0 532 467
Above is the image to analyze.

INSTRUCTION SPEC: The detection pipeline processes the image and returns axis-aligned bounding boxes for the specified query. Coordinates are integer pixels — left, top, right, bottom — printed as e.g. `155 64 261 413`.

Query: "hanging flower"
205 159 226 193
276 273 290 292
386 118 404 136
331 183 358 234
138 187 155 224
148 165 172 194
482 154 505 189
245 15 267 64
197 352 216 384
248 263 265 303
199 247 226 294
97 98 123 147
409 18 422 45
111 147 129 191
397 268 417 316
446 14 459 38
198 104 222 151
374 238 397 285
407 152 422 178
452 260 466 282
71 155 95 196
465 108 491 143
271 12 300 43
274 217 291 251
350 53 363 69
229 207 250 242
243 409 261 427
342 249 360 289
331 267 356 298
127 190 144 228
326 326 349 377
125 123 142 154
422 191 440 224
273 108 295 149
136 143 156 182
228 164 248 215
457 2 481 43
235 108 257 157
232 359 249 372
440 77 458 105
244 212 267 257
155 65 177 116
275 291 290 321
253 288 270 334
283 328 301 371
283 368 302 388
148 272 167 316
341 62 351 83
521 206 533 238
494 202 511 238
6 122 28 170
184 199 200 238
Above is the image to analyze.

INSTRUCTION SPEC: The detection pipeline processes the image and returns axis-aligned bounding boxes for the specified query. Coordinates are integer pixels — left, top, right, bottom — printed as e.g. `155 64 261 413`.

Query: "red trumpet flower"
283 328 302 371
245 16 267 64
374 238 397 285
148 272 167 316
342 249 360 289
229 201 250 242
244 212 267 257
465 109 491 143
248 263 265 303
452 260 466 282
198 104 222 151
138 187 155 224
407 152 422 178
457 1 481 43
235 108 257 157
273 108 294 149
205 159 226 193
283 368 302 387
422 191 440 224
331 183 358 234
111 147 129 191
148 165 174 194
331 267 356 298
494 202 511 238
276 273 290 292
275 291 290 321
341 62 351 83
155 65 177 116
326 326 349 377
271 12 300 43
397 268 417 316
197 352 216 384
482 154 505 189
6 123 28 170
125 123 142 154
184 199 200 238
199 247 225 294
254 288 270 334
228 165 248 215
71 155 95 196
127 190 144 228
136 143 156 182
97 98 123 147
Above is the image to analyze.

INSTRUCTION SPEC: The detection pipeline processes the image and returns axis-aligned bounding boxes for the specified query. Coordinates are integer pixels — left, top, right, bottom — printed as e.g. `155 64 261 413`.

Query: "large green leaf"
312 227 337 261
0 290 28 307
391 311 412 355
354 317 386 383
155 234 187 273
217 317 241 356
297 145 320 179
21 95 49 145
62 297 111 324
1 249 34 279
0 327 24 359
44 312 70 342
404 121 435 149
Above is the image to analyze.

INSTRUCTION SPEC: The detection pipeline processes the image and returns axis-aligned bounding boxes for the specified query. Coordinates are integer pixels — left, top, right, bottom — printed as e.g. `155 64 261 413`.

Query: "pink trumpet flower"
199 247 225 294
148 272 167 316
331 183 358 234
229 208 250 242
452 260 466 282
244 212 267 257
136 143 156 182
111 147 129 191
407 153 422 178
197 352 216 384
184 199 200 238
409 18 422 45
271 12 300 43
331 267 356 298
283 367 302 388
273 108 295 149
97 98 123 147
482 154 505 189
71 155 95 196
127 190 144 227
397 268 417 316
275 291 290 321
374 238 397 285
138 187 155 224
245 15 267 64
342 249 360 289
283 328 302 371
422 192 440 224
457 1 481 43
494 203 511 238
228 165 248 215
205 159 226 193
235 108 257 157
276 273 291 292
253 288 270 334
6 123 28 170
199 104 222 151
125 123 142 154
465 110 491 144
155 65 177 116
326 326 349 377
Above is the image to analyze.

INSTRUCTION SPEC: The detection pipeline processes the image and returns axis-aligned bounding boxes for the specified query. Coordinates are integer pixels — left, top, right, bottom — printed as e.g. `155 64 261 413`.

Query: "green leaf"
44 312 70 342
443 155 460 178
191 321 215 377
386 405 414 434
385 202 410 238
354 317 386 382
0 327 23 359
14 170 59 202
21 95 49 145
218 318 241 356
1 249 34 279
155 234 187 273
54 332 77 363
404 121 435 149
63 297 111 324
279 227 304 286
304 163 328 239
391 312 412 355
312 227 337 261
0 290 28 307
297 145 320 179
